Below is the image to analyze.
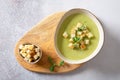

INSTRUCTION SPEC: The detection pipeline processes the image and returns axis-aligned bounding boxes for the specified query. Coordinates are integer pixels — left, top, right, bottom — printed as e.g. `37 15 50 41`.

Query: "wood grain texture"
14 12 82 73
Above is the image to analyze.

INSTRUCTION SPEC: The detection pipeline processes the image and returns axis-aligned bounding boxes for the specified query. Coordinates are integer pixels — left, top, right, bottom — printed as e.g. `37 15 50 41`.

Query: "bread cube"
37 52 40 56
83 29 89 34
86 32 93 38
68 43 74 49
80 34 85 39
74 27 78 30
71 34 75 38
77 31 82 36
24 57 29 61
34 54 39 60
85 39 90 45
69 38 73 42
76 22 82 28
26 50 31 54
28 45 34 50
71 29 76 34
28 58 33 62
21 53 27 57
26 54 31 59
24 45 29 49
19 45 24 49
35 48 39 52
20 48 26 53
63 32 68 38
80 44 86 49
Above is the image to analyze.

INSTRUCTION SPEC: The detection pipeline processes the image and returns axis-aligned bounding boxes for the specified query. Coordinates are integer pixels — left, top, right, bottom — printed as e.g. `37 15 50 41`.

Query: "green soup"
57 13 99 60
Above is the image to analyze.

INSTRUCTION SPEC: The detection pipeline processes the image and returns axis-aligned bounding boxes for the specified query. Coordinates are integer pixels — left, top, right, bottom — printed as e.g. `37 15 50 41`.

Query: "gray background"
0 0 120 80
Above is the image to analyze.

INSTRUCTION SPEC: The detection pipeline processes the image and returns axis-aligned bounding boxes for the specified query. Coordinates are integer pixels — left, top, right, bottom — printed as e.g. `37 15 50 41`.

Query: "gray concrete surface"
0 0 120 80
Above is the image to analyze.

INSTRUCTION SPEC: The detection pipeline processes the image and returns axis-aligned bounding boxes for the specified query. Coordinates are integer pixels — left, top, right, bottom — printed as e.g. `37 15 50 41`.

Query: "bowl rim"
54 8 104 64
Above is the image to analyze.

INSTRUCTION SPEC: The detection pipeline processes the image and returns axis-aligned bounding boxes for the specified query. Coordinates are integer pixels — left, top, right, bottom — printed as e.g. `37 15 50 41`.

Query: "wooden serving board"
14 12 82 73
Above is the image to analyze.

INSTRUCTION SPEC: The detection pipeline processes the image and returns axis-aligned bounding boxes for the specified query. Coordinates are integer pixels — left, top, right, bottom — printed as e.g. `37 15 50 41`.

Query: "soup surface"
57 13 99 60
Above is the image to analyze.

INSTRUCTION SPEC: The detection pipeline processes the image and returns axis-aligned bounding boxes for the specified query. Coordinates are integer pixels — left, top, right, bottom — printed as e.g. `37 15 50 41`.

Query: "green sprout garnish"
59 61 64 66
73 37 80 42
48 56 64 72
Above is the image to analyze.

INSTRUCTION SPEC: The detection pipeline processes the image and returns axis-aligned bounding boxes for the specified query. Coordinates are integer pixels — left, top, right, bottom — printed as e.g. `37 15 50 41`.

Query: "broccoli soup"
57 13 100 60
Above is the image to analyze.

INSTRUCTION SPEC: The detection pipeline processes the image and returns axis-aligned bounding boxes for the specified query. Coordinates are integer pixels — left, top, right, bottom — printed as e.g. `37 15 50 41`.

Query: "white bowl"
54 8 104 64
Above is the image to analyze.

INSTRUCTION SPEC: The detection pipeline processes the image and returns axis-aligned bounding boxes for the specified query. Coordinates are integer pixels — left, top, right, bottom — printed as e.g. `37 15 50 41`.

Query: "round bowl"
19 43 42 64
54 8 104 64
